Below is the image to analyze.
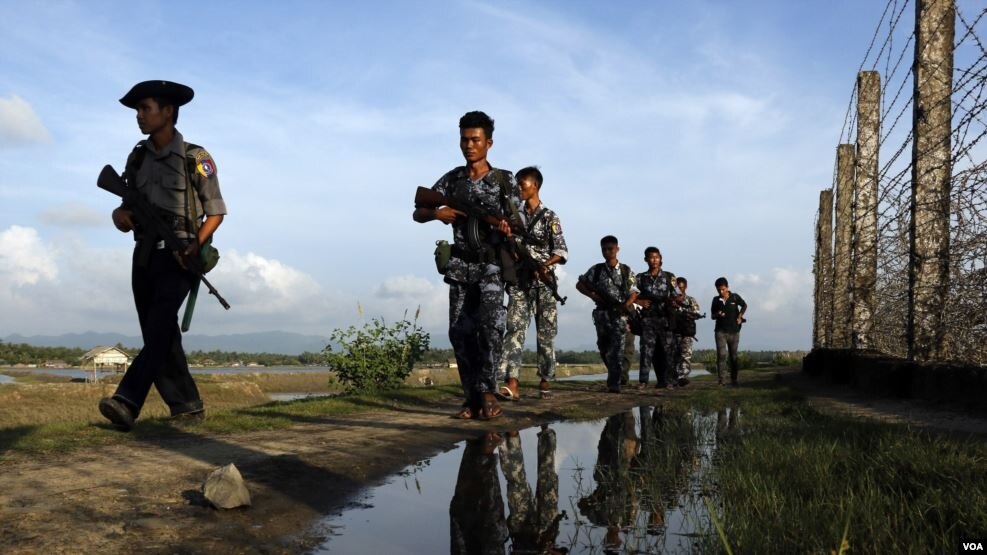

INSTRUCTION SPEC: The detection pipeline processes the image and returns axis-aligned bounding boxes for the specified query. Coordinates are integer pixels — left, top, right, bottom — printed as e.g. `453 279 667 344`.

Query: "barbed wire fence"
814 0 986 366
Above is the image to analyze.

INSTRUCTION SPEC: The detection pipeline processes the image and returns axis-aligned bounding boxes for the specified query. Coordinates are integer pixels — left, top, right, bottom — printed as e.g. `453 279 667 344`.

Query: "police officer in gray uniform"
413 111 518 420
98 80 226 430
635 247 677 389
498 166 568 400
576 236 638 392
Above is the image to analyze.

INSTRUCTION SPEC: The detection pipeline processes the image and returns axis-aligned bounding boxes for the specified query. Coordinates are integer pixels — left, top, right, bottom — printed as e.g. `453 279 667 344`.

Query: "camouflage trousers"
639 316 675 385
497 427 560 551
621 328 636 385
675 335 694 380
448 274 506 408
500 284 558 381
592 308 628 389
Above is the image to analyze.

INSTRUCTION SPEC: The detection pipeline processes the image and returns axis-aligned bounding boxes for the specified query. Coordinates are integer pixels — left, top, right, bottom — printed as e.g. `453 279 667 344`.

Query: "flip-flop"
538 381 553 399
497 385 516 401
479 393 503 420
455 405 474 419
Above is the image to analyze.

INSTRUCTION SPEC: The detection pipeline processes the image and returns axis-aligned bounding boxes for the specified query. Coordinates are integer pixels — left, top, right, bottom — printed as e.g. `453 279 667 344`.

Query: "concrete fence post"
908 0 954 361
852 71 881 350
833 144 856 348
814 189 835 348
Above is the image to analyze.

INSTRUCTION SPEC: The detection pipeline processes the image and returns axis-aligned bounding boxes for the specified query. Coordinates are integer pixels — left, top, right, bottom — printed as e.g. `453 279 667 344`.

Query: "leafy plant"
322 308 430 392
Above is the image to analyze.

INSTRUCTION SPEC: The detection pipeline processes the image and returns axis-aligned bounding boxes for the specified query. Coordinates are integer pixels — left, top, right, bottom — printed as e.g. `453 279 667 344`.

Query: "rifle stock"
98 165 230 311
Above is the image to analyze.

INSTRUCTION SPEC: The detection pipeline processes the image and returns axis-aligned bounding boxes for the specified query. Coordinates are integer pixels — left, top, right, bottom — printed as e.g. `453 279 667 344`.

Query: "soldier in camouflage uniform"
413 111 519 419
672 276 703 386
576 236 639 393
635 247 678 389
497 425 563 552
498 166 568 400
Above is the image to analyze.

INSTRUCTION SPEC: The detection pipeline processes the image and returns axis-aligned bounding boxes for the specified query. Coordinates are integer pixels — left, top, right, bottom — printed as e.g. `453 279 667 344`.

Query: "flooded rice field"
316 405 741 554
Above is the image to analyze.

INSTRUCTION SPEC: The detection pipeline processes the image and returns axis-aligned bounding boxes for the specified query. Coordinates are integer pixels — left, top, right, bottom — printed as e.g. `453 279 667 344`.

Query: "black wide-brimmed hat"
119 80 194 109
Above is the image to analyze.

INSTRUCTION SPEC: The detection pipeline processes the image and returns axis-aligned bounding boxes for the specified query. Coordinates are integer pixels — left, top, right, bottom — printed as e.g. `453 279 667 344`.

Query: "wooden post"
814 189 835 348
908 0 954 361
852 71 881 350
832 144 856 348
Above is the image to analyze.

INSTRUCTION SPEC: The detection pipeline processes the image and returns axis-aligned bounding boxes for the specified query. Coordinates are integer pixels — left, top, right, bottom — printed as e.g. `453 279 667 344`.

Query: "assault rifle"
98 165 231 310
415 186 566 304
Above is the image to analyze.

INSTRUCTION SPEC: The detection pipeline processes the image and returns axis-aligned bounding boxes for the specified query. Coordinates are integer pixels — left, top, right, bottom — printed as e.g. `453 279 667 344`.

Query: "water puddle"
315 406 740 554
0 374 14 385
268 392 335 402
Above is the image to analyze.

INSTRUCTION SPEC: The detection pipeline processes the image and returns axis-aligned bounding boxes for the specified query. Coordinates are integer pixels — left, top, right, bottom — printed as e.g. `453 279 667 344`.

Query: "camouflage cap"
119 80 194 109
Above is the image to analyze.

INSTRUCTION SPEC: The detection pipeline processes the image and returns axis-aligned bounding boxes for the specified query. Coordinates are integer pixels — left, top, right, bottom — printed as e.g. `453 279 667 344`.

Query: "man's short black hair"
715 277 729 288
644 246 661 258
153 97 180 124
459 111 494 139
600 235 618 247
516 166 543 188
676 276 688 286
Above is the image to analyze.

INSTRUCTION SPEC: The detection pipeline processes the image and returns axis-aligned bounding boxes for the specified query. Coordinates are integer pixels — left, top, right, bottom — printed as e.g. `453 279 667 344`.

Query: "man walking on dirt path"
98 80 226 431
711 276 747 386
413 111 518 420
498 166 568 401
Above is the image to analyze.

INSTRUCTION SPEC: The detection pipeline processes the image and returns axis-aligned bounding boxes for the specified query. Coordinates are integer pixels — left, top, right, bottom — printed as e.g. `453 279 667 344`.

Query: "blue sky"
0 1 923 350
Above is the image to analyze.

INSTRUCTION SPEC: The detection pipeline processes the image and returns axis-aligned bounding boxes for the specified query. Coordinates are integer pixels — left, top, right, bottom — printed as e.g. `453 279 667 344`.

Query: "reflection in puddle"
316 406 741 554
0 374 14 385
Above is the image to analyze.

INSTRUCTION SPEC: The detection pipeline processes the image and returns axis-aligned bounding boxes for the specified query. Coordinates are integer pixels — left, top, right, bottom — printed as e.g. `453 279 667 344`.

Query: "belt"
135 239 171 250
450 245 497 264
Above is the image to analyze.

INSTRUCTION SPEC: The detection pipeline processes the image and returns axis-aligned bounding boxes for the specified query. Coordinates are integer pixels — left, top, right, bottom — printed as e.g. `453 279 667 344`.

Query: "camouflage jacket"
515 203 567 285
431 165 520 284
579 262 638 309
635 270 677 318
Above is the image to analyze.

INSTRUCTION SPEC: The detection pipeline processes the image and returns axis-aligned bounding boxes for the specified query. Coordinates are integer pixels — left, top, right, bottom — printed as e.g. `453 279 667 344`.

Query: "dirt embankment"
3 370 984 554
0 382 666 554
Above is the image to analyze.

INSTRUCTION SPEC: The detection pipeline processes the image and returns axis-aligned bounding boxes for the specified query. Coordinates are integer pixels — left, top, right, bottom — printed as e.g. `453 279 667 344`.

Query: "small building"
44 360 68 368
79 346 130 371
447 357 458 369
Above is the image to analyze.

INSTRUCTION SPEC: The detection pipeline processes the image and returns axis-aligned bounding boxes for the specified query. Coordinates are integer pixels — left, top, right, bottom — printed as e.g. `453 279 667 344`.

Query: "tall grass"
671 380 987 553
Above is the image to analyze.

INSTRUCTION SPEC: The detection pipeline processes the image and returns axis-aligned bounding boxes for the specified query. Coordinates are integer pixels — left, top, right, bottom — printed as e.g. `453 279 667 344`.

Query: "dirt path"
0 382 677 554
778 367 987 438
3 371 984 554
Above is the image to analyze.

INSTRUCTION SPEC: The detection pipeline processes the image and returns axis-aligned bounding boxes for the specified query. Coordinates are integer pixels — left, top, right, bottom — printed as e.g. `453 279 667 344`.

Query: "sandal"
539 379 553 399
455 404 474 419
497 378 520 401
479 392 503 420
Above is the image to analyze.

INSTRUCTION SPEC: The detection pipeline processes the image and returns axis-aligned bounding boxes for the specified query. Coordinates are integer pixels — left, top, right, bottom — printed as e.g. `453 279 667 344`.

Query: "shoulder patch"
552 220 561 234
193 150 216 178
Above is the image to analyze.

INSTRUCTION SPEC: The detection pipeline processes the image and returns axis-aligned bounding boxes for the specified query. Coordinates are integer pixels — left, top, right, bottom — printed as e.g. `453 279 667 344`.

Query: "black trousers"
114 246 203 417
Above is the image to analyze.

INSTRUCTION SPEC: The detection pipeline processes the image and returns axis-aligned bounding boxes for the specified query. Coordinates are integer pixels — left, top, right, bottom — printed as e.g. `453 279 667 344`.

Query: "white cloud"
375 275 435 299
0 225 57 286
0 95 50 147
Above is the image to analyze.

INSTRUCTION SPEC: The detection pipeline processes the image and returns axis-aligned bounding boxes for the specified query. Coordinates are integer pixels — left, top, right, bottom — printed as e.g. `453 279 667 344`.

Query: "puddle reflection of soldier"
716 406 741 437
498 425 566 554
633 406 702 539
450 432 508 555
578 412 640 551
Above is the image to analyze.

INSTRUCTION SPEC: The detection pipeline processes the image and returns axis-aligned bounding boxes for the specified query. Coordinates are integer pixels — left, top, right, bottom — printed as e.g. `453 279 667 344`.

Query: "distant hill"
4 331 330 355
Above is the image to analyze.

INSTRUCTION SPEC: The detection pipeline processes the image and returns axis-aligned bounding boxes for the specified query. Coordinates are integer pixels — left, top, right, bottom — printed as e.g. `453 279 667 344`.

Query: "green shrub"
323 309 430 392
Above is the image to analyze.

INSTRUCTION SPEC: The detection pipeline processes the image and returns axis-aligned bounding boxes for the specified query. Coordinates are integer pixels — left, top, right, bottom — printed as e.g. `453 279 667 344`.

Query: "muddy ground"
1 369 984 554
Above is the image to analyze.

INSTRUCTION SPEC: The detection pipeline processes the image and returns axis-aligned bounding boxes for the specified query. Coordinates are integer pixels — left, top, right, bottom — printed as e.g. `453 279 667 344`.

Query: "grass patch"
658 375 987 553
0 382 465 457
